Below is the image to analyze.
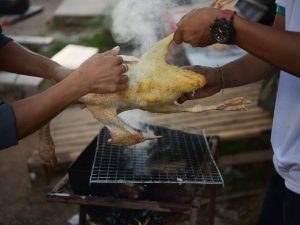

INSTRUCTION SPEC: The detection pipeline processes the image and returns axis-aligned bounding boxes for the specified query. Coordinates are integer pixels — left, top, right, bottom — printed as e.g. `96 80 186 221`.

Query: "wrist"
231 14 247 46
217 65 225 90
214 66 225 92
210 9 236 44
217 65 237 89
68 70 91 96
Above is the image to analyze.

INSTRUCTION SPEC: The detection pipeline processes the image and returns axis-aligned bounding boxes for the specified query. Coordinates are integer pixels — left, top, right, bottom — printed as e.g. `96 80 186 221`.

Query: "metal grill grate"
90 125 223 185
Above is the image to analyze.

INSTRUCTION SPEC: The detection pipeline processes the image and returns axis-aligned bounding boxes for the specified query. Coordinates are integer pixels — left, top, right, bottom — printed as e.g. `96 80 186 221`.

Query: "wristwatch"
210 10 236 44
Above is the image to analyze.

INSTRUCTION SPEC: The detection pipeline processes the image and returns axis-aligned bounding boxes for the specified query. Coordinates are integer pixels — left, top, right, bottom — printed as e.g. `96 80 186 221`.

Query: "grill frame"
89 125 223 185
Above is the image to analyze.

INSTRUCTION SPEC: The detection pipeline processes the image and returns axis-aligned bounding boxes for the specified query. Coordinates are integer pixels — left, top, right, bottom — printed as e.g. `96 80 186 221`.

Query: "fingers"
83 46 130 94
177 94 188 104
121 63 129 73
79 103 86 109
113 64 128 75
104 81 128 93
116 82 128 91
177 92 194 104
115 55 124 64
173 29 183 45
110 46 121 55
103 46 121 56
118 74 128 84
181 65 192 70
113 56 129 74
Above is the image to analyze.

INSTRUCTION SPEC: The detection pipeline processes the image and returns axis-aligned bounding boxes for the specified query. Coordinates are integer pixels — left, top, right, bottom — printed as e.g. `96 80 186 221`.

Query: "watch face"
215 24 231 43
210 18 234 44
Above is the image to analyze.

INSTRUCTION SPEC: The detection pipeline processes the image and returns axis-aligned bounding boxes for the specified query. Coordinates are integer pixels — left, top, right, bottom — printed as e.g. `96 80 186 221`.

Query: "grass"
78 30 117 51
39 30 117 58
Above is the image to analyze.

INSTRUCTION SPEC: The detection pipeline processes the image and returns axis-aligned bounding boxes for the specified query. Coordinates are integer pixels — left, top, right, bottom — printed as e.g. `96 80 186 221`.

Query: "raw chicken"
39 34 247 165
82 34 246 146
38 0 243 164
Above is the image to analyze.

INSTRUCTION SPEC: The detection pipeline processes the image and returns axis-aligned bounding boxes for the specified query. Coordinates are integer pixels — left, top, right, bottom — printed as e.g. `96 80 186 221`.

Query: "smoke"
112 0 177 133
112 0 176 56
124 138 157 176
119 110 157 176
112 0 207 144
110 0 207 174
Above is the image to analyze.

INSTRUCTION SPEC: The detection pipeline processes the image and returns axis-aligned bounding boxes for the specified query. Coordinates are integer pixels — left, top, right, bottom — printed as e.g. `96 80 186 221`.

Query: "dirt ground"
1 1 78 225
0 135 78 225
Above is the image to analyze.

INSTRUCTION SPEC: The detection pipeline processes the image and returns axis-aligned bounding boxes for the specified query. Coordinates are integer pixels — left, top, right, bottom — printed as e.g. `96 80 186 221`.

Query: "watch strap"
217 9 236 21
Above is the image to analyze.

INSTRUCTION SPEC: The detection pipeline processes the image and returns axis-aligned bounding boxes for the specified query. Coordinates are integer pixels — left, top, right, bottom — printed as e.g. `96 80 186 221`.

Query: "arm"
11 47 128 140
221 53 277 88
174 8 300 77
12 71 86 139
177 53 277 103
176 13 283 103
0 40 72 82
233 14 300 76
214 14 284 87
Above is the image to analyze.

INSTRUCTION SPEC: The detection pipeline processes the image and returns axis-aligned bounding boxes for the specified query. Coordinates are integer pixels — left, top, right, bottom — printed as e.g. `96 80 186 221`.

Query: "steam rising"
112 0 177 135
112 0 206 146
112 0 174 56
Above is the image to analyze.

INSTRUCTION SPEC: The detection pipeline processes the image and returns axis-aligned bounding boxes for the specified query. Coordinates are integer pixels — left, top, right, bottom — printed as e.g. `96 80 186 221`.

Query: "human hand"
174 7 220 47
177 65 222 103
75 46 128 94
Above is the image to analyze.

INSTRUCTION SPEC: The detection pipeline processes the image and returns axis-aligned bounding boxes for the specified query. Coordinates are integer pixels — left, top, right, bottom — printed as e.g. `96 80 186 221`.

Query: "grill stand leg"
206 136 220 225
207 185 217 225
79 205 87 225
190 197 201 225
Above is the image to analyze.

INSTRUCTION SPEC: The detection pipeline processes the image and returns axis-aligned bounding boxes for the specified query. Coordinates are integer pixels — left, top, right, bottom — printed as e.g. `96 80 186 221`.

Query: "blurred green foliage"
40 30 116 58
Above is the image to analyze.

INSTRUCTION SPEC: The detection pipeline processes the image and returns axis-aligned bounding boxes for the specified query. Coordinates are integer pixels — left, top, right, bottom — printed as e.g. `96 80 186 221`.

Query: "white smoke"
112 0 175 56
112 0 178 132
110 0 207 174
111 0 206 138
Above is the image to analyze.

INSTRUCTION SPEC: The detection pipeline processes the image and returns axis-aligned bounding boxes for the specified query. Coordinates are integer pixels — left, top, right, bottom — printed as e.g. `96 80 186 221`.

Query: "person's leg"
256 167 285 225
283 187 300 225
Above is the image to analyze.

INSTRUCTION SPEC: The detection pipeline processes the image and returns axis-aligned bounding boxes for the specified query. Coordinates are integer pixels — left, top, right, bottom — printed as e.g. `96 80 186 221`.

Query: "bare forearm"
234 15 300 76
11 72 86 139
0 41 63 80
221 53 278 88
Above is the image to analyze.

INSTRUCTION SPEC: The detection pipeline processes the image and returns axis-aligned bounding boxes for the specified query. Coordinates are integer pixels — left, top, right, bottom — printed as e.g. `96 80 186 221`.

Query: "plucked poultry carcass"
82 34 247 145
39 33 248 165
38 0 241 164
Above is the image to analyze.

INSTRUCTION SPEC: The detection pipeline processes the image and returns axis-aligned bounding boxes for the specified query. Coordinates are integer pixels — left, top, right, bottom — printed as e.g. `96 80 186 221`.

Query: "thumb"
181 65 192 70
104 46 120 56
173 29 183 45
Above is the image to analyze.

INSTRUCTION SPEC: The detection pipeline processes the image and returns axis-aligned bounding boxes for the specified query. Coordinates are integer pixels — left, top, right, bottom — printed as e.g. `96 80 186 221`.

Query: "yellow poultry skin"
82 34 246 146
38 0 243 164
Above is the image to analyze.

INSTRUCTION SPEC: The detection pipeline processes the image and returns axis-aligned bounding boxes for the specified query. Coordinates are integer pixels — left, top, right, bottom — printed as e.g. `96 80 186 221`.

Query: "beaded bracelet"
216 65 225 93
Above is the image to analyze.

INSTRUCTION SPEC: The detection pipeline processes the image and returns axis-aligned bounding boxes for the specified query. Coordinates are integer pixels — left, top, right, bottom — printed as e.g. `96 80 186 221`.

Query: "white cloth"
272 0 300 194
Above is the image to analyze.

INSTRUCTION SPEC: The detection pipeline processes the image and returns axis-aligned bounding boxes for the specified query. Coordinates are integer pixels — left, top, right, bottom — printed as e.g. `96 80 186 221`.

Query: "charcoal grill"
47 125 222 225
90 125 223 185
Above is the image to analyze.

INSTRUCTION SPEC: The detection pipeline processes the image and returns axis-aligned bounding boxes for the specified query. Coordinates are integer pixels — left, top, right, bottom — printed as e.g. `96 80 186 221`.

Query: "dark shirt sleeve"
0 101 18 150
0 25 12 48
0 25 17 150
